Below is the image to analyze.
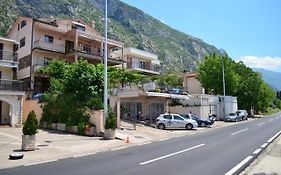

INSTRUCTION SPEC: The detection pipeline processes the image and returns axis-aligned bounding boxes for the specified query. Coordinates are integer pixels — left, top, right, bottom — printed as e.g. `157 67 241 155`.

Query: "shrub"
105 109 117 130
23 111 38 135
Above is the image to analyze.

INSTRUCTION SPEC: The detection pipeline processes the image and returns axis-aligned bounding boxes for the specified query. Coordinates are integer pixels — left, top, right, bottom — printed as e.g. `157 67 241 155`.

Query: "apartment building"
8 16 125 95
0 37 24 126
122 47 160 75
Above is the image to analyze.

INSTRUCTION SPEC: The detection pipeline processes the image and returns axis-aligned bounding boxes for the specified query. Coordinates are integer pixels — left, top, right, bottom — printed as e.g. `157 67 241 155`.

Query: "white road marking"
230 129 248 136
253 148 262 154
24 159 58 166
257 122 265 126
267 130 281 143
139 144 205 165
269 119 273 122
225 156 253 175
261 143 268 148
73 153 92 158
111 146 130 151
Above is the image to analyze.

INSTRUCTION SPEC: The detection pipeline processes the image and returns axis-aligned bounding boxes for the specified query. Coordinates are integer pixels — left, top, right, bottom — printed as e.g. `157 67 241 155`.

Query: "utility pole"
103 0 108 124
222 55 226 118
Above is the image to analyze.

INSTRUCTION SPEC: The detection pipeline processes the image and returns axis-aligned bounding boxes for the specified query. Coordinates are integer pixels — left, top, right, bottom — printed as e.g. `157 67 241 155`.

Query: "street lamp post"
103 0 108 123
222 55 226 118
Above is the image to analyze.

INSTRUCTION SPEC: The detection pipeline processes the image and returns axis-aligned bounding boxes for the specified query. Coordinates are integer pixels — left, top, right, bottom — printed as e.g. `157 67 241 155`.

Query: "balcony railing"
0 80 23 91
0 50 18 62
33 39 65 53
128 61 160 73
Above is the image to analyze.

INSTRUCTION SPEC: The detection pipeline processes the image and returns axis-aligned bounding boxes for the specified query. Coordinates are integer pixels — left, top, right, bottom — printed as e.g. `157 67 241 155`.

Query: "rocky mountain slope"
0 0 220 72
253 68 281 91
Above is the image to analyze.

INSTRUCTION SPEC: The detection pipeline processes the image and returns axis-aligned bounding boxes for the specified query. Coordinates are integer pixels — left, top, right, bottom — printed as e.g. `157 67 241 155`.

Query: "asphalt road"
1 112 281 175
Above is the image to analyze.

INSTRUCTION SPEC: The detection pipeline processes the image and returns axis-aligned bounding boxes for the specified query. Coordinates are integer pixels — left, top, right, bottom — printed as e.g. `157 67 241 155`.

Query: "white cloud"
236 56 281 72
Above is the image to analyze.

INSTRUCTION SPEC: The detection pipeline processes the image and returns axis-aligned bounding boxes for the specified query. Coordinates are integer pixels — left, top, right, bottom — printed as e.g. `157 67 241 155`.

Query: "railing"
128 61 160 72
0 50 18 62
33 39 65 53
0 80 24 91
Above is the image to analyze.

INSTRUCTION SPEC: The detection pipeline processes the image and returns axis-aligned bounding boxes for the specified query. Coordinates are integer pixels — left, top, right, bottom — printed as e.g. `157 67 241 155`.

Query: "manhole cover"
134 136 143 139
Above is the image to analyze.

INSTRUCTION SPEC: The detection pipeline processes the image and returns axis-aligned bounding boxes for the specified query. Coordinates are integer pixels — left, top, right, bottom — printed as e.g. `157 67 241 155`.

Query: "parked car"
224 113 242 122
181 114 215 127
236 110 248 120
156 113 198 130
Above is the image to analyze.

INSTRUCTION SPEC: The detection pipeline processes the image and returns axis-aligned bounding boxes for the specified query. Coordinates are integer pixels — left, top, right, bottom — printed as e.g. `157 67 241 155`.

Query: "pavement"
0 117 280 174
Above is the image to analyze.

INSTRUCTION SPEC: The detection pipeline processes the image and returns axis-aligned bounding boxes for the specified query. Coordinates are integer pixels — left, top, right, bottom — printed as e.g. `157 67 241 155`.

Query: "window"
79 43 91 54
139 60 146 69
18 55 31 70
72 24 85 31
21 20 26 29
44 35 53 43
174 115 184 120
163 115 172 120
20 37 26 48
43 57 51 66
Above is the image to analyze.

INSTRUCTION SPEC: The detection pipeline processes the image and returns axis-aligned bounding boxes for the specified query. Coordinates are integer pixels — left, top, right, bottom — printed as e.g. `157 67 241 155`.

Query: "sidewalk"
0 120 248 169
242 134 281 175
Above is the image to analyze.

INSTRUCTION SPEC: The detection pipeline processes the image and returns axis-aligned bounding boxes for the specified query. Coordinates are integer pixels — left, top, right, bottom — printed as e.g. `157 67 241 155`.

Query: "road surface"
1 112 281 175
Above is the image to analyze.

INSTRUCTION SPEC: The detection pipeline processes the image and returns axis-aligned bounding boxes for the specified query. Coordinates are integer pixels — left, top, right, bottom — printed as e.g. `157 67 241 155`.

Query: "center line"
257 122 265 126
230 129 248 136
139 144 205 165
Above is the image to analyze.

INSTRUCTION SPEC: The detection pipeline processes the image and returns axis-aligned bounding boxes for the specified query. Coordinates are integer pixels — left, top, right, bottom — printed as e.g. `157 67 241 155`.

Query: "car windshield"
229 113 236 116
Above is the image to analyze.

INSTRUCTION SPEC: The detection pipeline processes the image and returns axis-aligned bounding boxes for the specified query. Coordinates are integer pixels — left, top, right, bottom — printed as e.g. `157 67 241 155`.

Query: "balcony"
33 39 65 53
0 80 24 91
128 61 160 75
0 50 18 67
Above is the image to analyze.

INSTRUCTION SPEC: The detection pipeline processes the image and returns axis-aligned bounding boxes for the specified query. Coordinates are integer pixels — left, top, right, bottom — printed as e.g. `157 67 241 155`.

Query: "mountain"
253 68 281 91
0 0 220 72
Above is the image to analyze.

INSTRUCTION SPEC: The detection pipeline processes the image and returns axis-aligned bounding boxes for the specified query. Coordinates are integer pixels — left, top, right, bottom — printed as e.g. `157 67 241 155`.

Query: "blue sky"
121 0 281 72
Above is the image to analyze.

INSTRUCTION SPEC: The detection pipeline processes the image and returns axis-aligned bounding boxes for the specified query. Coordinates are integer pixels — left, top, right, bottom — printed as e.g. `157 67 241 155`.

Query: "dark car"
181 114 214 127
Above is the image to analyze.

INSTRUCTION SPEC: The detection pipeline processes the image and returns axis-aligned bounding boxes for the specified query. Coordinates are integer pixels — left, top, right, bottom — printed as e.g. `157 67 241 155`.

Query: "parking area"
0 119 254 169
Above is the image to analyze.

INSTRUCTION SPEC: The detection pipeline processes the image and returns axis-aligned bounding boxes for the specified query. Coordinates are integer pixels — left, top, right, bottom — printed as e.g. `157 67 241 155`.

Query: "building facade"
8 16 125 95
0 37 25 126
122 47 160 75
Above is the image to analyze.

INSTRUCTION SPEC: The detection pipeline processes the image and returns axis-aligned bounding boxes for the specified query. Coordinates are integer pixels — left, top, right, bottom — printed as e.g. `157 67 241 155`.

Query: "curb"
225 130 281 175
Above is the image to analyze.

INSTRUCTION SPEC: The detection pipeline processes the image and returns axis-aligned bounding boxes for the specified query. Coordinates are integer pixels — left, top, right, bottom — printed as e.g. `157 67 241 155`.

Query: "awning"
145 92 191 100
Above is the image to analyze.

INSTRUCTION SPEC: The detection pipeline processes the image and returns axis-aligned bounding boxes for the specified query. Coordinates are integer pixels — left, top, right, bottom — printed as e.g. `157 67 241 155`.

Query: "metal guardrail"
0 80 23 91
0 50 18 62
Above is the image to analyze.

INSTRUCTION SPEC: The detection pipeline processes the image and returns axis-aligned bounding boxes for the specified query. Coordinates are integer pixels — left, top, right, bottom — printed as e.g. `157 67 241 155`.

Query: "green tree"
233 61 262 111
197 53 239 95
23 111 38 135
0 0 15 36
197 53 276 113
257 82 275 112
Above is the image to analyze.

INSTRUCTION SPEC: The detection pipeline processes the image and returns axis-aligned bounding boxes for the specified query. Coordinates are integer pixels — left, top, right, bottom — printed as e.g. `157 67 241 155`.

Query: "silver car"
156 113 198 130
236 110 248 120
225 113 242 122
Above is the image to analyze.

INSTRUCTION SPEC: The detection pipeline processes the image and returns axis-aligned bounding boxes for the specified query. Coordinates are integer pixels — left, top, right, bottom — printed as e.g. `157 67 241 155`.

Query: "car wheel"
235 118 238 122
185 123 193 130
157 123 165 130
200 122 206 127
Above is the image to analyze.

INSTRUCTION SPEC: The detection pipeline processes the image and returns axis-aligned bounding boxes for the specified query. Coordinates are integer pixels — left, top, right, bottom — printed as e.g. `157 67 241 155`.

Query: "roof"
0 37 18 44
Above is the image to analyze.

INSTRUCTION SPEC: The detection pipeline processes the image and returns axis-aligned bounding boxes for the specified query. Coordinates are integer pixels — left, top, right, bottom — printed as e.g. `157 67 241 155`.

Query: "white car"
156 113 198 130
236 110 248 120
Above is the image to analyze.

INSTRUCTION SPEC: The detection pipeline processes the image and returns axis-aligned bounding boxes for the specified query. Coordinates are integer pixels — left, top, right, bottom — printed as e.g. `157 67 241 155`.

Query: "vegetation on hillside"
0 0 219 72
197 53 280 113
